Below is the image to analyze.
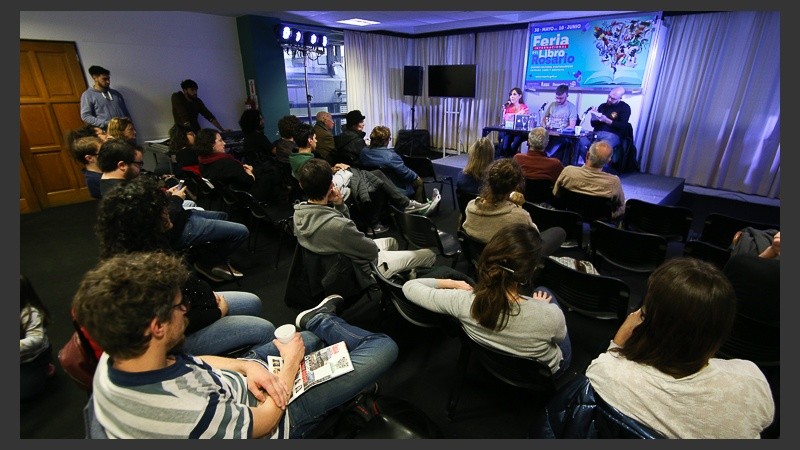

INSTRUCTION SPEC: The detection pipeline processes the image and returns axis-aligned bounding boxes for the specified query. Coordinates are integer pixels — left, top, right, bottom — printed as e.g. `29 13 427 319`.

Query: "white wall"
20 11 247 143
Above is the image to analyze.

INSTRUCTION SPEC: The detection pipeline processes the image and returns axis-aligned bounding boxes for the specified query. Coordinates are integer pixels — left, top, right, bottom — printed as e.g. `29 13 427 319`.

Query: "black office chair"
226 187 294 266
456 230 486 278
622 198 693 243
553 187 619 224
389 205 461 268
682 239 731 270
522 201 584 250
699 213 779 249
588 220 667 274
183 171 222 210
447 325 556 420
524 178 555 205
456 188 479 227
400 154 456 209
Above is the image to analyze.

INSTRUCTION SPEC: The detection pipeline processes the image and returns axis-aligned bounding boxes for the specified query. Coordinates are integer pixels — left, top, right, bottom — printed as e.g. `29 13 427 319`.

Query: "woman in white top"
402 222 571 376
585 257 775 438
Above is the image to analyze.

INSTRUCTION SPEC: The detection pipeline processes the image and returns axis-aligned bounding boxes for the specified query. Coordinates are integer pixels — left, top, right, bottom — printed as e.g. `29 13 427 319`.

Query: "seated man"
69 135 104 199
576 87 631 166
513 127 564 184
294 158 438 279
553 140 626 219
359 126 426 203
74 251 398 439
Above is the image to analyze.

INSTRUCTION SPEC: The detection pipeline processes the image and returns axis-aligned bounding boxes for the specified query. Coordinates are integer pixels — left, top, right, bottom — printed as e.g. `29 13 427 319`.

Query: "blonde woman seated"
456 137 495 195
402 222 571 376
462 158 565 256
106 116 137 146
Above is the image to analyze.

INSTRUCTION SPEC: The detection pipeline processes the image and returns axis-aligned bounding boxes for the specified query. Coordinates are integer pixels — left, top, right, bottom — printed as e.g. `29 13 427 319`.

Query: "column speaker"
403 66 423 96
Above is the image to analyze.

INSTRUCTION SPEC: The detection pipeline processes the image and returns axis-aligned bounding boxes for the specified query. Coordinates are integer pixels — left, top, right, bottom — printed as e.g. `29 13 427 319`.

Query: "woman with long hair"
402 222 572 376
106 116 137 145
457 137 495 195
497 87 530 157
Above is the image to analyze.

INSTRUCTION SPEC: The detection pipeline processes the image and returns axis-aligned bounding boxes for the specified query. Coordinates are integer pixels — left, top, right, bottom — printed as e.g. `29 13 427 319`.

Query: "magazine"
267 341 354 403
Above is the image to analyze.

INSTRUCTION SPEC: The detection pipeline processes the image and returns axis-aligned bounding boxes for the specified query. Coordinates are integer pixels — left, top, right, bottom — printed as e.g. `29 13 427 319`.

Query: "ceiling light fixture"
337 18 380 27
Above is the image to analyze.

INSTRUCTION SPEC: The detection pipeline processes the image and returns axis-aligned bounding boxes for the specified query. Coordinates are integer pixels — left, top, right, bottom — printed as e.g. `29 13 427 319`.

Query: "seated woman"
92 176 272 358
359 126 425 203
462 158 565 256
585 257 775 438
457 137 494 195
238 108 276 166
402 222 571 376
168 124 199 178
106 116 138 146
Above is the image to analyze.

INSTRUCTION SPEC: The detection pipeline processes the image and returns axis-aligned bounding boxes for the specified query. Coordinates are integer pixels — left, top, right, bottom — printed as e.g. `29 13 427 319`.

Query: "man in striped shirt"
73 252 398 439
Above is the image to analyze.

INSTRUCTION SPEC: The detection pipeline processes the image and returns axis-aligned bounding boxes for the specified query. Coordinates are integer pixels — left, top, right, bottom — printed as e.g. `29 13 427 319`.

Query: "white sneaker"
404 200 429 214
424 189 442 216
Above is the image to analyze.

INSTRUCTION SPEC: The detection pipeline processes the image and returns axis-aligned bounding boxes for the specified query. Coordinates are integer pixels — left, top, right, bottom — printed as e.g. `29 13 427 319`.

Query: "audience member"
106 116 137 146
497 87 529 157
463 158 565 256
294 158 437 279
313 111 336 164
67 123 109 145
273 115 302 164
403 222 571 376
171 79 228 133
577 86 631 165
552 140 626 219
168 124 199 178
585 257 774 438
20 274 55 402
80 65 130 130
730 228 780 260
74 252 398 438
97 139 144 196
93 176 274 358
238 108 275 166
513 127 564 183
360 125 425 202
542 85 579 161
69 135 104 199
457 137 494 194
333 110 367 165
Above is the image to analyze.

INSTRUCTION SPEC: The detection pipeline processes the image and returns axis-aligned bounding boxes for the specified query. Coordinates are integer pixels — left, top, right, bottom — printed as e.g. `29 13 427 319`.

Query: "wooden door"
20 39 92 214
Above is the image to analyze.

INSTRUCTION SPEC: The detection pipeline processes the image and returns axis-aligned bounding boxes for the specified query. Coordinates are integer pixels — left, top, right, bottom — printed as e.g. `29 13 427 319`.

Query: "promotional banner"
524 12 661 91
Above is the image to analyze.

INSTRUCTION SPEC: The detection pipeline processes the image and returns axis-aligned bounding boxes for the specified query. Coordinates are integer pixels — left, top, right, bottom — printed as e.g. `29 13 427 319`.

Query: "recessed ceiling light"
337 18 380 26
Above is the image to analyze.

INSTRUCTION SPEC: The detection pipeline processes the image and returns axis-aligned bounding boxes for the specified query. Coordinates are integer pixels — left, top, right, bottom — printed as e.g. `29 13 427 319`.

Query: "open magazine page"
267 341 354 403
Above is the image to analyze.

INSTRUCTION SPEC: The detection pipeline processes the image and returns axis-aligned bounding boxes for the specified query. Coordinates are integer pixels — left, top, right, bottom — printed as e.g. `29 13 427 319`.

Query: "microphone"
504 100 511 108
584 107 593 114
540 102 547 111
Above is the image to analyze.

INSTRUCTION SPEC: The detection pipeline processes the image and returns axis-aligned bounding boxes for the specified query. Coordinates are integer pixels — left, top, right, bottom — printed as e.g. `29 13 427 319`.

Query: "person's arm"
171 92 193 130
611 178 626 219
196 97 229 132
115 89 131 120
20 308 46 358
401 278 472 316
390 152 419 183
759 231 781 259
568 104 578 128
612 309 644 347
80 91 105 128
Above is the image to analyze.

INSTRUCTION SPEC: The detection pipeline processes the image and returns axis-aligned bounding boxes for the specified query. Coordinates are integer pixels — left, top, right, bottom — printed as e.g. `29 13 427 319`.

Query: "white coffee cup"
275 324 296 344
574 125 583 135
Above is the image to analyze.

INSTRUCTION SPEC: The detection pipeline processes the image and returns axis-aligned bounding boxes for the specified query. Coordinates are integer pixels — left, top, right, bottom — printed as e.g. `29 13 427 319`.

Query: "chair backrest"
369 262 455 329
524 178 555 205
522 201 584 249
389 205 444 253
622 198 693 243
553 187 618 223
538 257 630 322
682 239 731 270
457 230 486 276
589 220 667 273
400 155 437 180
456 188 479 225
699 213 779 248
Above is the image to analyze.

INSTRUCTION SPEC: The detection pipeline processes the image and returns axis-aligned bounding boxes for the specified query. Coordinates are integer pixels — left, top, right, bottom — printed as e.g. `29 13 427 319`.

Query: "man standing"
80 65 130 130
577 87 631 165
553 140 626 219
313 111 336 164
543 84 579 163
171 79 228 133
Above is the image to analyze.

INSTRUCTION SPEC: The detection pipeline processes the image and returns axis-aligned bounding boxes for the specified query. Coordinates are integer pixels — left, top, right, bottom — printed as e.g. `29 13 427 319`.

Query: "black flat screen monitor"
428 64 476 98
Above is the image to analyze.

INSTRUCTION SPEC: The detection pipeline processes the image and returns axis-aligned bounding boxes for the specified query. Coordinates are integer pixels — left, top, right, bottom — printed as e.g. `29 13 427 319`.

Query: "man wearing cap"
333 110 367 165
171 79 229 134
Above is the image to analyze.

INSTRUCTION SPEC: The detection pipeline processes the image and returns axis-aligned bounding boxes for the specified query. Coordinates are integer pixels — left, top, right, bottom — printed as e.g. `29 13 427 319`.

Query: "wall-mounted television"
428 64 476 98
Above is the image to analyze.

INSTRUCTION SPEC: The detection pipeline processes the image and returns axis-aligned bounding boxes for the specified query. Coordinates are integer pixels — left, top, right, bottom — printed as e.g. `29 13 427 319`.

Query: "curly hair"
72 251 189 360
477 158 525 206
277 115 302 139
193 128 220 156
471 223 543 331
527 127 550 153
96 176 171 259
168 124 195 153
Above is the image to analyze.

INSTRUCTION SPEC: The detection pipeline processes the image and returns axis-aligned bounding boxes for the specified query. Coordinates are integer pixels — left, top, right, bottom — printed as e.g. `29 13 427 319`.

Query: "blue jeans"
183 291 274 356
577 131 621 166
279 314 399 438
179 209 249 266
532 286 572 377
497 131 524 158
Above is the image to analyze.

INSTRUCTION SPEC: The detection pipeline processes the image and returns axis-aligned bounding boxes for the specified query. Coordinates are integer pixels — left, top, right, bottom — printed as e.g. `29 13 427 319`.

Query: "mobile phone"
176 180 185 190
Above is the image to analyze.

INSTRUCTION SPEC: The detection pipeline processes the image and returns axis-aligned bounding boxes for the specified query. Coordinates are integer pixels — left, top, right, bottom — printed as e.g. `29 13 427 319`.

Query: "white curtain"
639 11 780 198
344 12 779 198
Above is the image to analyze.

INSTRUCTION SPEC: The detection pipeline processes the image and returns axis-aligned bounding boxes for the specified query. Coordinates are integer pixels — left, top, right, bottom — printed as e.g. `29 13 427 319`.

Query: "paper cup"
574 126 583 135
275 324 296 344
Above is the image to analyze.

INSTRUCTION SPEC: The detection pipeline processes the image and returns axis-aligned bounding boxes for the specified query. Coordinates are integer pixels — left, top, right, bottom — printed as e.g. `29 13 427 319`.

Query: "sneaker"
404 200 429 214
193 262 224 283
296 294 345 330
424 188 442 217
210 264 236 281
370 223 390 234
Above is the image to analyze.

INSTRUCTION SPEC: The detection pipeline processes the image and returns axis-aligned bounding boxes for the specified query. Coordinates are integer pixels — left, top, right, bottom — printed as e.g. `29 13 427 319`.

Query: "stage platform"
431 153 685 206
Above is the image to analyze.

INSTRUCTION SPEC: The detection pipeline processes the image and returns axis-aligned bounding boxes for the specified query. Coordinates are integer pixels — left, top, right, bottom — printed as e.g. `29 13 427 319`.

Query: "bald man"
553 140 626 219
313 111 336 163
577 86 631 165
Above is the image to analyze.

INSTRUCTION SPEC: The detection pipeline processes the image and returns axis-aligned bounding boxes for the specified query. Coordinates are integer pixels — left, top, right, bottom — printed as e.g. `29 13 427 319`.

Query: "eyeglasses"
128 160 144 167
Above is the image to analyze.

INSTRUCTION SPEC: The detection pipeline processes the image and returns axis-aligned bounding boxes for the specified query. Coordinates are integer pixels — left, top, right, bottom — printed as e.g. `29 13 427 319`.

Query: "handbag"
58 321 99 393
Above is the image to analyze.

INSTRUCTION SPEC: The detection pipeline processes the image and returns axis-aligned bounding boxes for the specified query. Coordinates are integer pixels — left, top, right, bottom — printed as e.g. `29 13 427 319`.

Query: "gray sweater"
402 278 567 373
293 201 378 263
